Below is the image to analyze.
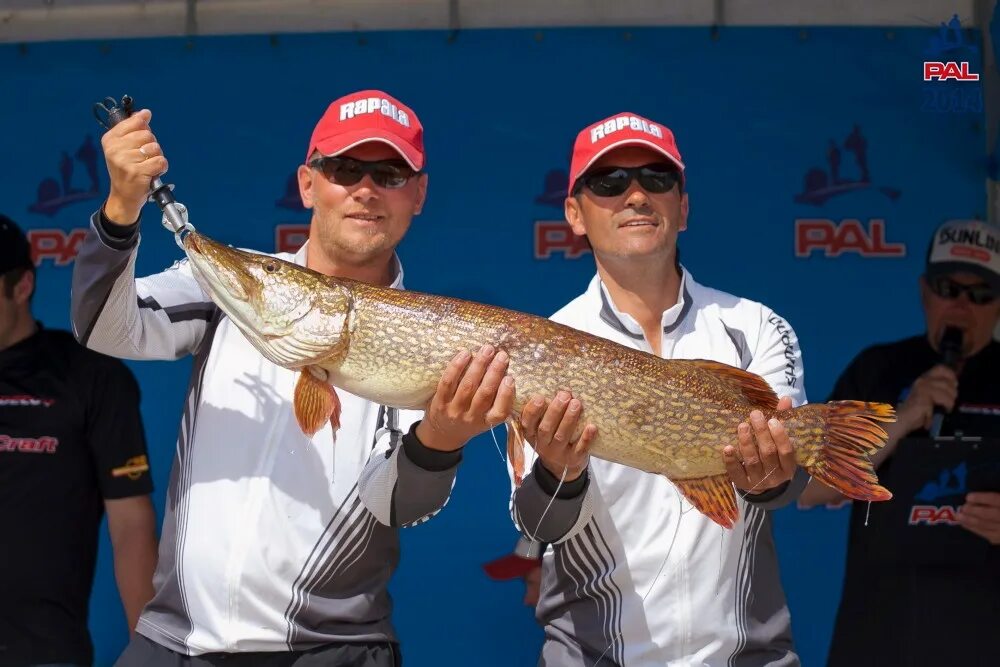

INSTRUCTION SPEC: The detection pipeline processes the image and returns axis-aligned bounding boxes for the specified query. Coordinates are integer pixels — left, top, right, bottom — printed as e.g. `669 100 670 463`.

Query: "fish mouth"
185 234 251 305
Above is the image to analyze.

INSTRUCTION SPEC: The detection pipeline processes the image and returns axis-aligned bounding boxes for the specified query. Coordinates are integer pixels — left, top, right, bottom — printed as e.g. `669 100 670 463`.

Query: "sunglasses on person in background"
927 275 997 305
308 156 418 189
573 163 682 197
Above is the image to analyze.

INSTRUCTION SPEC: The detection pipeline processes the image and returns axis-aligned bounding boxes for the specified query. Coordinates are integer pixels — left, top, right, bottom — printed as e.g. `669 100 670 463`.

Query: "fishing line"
526 465 569 544
593 490 685 666
488 424 507 464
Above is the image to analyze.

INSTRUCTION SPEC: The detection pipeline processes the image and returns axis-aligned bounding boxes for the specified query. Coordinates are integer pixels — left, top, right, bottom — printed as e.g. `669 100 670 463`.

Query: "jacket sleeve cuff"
533 459 589 499
401 420 463 472
739 467 810 509
96 206 141 250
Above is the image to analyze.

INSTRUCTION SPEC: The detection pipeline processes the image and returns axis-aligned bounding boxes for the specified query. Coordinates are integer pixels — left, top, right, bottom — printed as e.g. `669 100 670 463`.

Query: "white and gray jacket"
511 270 809 667
70 212 458 655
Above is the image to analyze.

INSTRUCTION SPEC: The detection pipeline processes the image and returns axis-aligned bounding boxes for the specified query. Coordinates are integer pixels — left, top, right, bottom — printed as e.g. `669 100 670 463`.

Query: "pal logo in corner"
921 13 983 114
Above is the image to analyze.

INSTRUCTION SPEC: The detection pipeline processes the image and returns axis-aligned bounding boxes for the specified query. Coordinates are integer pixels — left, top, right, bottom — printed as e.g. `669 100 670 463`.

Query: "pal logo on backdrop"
792 124 906 259
19 135 100 267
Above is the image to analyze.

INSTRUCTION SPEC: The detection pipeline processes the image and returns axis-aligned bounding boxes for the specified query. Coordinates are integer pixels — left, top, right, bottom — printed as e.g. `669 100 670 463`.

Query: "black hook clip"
93 95 134 130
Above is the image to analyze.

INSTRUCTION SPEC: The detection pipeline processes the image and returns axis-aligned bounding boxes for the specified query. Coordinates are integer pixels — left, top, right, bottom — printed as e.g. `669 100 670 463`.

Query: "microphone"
928 326 963 438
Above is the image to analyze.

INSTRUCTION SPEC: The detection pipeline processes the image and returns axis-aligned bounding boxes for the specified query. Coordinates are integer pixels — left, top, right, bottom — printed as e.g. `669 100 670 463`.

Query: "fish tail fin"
506 418 526 487
787 401 895 501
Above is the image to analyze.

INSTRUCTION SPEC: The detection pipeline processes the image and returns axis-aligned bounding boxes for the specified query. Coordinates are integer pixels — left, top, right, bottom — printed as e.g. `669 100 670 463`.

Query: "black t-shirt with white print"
825 334 1000 667
0 325 153 667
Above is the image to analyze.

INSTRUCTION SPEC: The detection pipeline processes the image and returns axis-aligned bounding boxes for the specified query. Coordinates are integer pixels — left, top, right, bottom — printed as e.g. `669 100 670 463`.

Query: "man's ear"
678 192 689 232
413 173 428 215
564 196 587 237
298 164 316 210
13 270 34 305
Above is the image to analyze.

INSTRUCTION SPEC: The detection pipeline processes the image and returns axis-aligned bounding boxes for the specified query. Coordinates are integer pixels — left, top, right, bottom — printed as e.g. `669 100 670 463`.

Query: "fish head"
183 231 353 367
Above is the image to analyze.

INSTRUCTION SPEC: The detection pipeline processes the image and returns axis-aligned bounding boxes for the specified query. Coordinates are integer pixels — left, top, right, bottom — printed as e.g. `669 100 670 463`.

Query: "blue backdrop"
0 20 988 667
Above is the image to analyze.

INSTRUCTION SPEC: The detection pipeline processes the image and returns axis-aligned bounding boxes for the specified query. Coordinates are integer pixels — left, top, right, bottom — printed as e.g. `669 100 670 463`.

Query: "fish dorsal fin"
672 474 739 529
683 359 779 412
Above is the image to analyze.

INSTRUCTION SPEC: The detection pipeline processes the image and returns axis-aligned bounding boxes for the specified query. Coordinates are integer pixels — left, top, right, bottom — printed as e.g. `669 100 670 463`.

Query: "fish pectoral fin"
294 366 342 436
672 474 739 529
683 359 778 412
506 418 526 486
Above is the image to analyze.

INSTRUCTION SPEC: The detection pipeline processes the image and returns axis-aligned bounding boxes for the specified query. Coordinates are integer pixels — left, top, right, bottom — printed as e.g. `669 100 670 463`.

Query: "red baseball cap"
306 89 425 171
568 112 685 194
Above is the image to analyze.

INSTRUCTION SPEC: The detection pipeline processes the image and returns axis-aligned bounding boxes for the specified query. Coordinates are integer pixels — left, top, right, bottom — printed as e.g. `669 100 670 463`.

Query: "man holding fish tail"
508 113 809 666
71 90 522 667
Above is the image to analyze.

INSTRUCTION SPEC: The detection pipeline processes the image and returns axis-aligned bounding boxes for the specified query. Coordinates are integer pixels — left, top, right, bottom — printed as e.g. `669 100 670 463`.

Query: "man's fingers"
737 418 763 481
551 398 582 446
573 424 598 456
520 395 546 436
469 350 509 414
104 109 152 139
960 500 1000 523
485 375 515 426
752 411 778 468
535 391 571 449
435 349 472 406
771 418 796 473
724 445 749 488
776 396 793 411
452 345 495 408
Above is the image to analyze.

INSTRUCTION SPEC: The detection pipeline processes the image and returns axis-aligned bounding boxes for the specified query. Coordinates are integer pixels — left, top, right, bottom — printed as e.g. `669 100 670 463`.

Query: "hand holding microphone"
897 327 962 437
929 326 964 438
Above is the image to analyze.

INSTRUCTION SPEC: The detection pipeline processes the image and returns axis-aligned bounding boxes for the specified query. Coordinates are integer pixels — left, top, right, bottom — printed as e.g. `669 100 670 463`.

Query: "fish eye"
263 260 279 274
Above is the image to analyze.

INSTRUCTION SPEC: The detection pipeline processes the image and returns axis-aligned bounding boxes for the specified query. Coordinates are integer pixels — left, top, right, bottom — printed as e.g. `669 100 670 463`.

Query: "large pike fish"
182 230 894 528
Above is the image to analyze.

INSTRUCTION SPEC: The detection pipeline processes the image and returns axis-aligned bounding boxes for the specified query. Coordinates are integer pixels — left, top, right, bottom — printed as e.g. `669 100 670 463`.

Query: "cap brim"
314 128 423 171
927 262 1000 292
571 138 686 193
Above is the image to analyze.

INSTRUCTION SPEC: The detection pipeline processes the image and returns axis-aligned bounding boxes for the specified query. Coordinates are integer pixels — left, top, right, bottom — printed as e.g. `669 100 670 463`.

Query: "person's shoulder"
550 291 591 325
688 276 788 328
43 329 139 383
841 334 924 374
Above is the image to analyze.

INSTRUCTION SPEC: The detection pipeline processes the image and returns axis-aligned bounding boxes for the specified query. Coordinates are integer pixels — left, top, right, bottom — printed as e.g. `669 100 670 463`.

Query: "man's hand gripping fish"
182 230 895 529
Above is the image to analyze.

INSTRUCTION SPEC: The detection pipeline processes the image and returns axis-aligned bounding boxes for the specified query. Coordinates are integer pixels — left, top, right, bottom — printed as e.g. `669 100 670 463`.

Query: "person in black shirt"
800 219 1000 666
0 215 158 667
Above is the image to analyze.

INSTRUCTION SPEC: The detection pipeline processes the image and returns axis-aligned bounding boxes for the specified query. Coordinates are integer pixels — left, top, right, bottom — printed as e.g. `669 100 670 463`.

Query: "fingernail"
503 375 514 386
556 391 569 403
481 344 495 356
768 418 780 428
568 399 580 413
495 350 509 363
532 396 545 407
457 349 471 360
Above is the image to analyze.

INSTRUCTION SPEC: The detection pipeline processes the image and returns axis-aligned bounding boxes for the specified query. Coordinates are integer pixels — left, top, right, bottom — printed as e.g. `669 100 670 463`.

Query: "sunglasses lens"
315 159 364 186
580 165 680 196
313 158 414 189
969 286 996 305
638 169 680 193
372 165 411 189
584 169 630 197
930 276 997 304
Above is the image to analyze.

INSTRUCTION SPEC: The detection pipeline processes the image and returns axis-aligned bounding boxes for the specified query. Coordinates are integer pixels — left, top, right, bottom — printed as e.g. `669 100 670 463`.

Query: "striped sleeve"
509 438 595 545
358 408 460 528
71 211 217 360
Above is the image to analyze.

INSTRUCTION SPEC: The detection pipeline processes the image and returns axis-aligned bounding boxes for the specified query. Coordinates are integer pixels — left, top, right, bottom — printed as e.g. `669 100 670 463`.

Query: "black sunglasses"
573 163 682 197
927 275 997 305
308 156 418 190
